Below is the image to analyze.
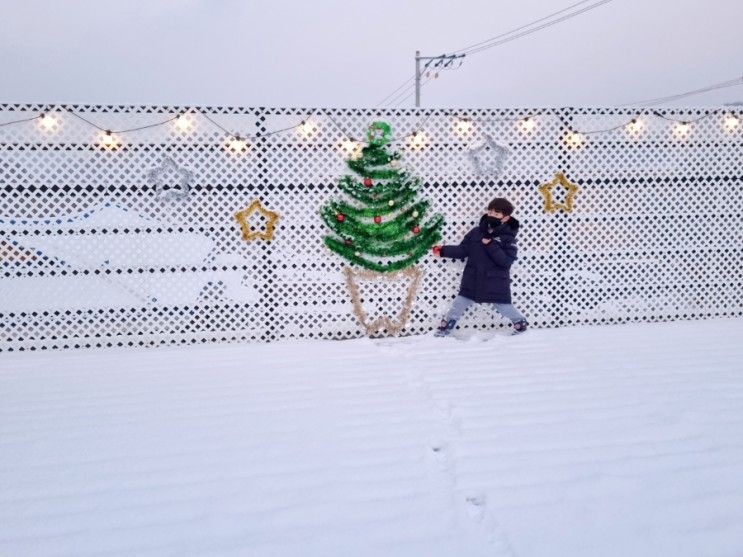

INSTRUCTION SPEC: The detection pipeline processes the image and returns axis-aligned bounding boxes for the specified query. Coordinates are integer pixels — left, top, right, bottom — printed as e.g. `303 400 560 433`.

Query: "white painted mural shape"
0 204 259 313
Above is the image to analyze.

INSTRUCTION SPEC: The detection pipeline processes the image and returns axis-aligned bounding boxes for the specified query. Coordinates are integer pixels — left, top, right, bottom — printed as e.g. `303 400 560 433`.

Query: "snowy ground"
2 318 743 557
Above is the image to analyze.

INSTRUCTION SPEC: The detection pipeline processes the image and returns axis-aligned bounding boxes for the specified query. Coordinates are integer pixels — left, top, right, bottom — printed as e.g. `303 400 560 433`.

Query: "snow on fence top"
0 103 741 351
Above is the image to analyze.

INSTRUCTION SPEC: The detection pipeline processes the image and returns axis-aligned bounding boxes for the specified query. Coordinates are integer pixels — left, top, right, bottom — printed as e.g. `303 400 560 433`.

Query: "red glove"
432 245 442 256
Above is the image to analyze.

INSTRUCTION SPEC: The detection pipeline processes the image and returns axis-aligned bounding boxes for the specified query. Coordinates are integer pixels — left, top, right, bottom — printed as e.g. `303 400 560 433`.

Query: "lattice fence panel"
1 103 741 351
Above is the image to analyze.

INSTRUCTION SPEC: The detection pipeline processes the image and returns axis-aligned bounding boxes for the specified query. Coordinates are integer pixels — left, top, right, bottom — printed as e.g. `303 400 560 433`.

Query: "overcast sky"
1 0 741 109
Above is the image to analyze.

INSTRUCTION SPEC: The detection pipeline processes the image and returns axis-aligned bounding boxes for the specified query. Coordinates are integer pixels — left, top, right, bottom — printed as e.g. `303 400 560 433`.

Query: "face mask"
486 216 502 228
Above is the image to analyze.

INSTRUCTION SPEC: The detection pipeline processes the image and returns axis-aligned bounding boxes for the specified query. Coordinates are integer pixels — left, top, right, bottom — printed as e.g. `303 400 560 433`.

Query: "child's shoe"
512 320 528 334
434 319 457 337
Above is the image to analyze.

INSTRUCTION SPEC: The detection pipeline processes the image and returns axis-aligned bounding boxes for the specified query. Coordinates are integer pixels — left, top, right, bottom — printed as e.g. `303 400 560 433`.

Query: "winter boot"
434 319 457 337
512 320 528 334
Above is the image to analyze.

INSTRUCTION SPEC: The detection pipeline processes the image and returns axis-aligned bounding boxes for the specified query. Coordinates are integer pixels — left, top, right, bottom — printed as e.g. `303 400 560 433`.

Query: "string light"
453 117 474 137
405 130 429 151
98 130 121 151
673 121 691 139
225 135 249 154
563 130 585 149
518 116 537 135
38 112 59 132
5 105 738 154
625 118 644 136
724 113 740 132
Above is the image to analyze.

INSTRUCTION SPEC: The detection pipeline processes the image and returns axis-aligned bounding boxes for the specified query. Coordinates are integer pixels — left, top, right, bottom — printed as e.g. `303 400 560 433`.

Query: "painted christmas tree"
320 121 444 272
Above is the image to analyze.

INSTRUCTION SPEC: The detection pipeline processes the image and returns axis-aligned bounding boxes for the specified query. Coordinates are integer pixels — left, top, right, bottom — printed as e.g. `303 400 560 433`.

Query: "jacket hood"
504 216 520 231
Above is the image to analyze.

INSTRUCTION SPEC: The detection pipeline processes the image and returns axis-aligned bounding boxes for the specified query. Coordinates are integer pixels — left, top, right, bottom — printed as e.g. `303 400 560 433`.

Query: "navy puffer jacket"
439 215 519 303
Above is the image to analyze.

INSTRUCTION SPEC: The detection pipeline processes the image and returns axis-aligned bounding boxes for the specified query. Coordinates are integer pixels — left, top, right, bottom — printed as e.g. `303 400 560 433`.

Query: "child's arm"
436 230 473 260
482 238 517 268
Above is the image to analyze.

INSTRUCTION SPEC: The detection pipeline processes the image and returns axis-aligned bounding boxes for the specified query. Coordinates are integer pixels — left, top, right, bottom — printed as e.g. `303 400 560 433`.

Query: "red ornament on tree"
344 238 353 245
373 215 382 224
412 225 420 234
363 177 373 187
336 213 345 222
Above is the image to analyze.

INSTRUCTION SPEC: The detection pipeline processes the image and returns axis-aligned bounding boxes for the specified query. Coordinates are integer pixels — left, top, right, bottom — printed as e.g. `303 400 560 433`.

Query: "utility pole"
414 52 466 108
415 51 421 108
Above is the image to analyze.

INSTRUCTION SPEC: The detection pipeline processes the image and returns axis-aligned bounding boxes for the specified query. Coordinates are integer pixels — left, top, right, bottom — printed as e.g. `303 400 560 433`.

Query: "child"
432 197 527 336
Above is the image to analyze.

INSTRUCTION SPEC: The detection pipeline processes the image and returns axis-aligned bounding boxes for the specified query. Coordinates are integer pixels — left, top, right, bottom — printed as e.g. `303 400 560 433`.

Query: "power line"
376 75 416 107
452 0 597 55
619 76 743 107
462 0 614 57
382 79 419 108
393 76 435 108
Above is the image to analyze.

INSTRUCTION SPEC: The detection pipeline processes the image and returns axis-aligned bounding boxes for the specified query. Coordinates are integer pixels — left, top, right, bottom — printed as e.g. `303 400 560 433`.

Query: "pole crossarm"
414 52 466 107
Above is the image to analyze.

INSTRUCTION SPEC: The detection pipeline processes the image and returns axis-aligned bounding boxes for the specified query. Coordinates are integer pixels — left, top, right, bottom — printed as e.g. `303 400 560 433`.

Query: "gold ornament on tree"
538 171 580 213
234 198 280 241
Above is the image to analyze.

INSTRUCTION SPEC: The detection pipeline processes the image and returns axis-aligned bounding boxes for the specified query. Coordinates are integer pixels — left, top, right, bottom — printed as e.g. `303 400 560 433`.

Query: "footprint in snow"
465 493 487 522
429 444 450 468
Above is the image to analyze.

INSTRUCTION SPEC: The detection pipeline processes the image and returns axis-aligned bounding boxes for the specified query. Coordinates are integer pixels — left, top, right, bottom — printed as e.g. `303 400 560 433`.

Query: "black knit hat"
487 197 514 216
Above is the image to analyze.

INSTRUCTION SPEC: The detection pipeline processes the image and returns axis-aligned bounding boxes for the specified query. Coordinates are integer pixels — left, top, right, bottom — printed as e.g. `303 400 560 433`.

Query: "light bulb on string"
673 121 691 139
453 117 474 137
406 130 429 151
723 113 740 132
225 134 249 154
296 119 318 139
625 118 644 136
339 137 362 159
563 130 585 149
98 130 121 151
38 112 59 132
518 116 537 135
174 113 193 133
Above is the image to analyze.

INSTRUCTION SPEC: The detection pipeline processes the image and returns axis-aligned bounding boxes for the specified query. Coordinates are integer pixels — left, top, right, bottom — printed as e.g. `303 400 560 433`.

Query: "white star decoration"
148 157 193 201
467 134 510 176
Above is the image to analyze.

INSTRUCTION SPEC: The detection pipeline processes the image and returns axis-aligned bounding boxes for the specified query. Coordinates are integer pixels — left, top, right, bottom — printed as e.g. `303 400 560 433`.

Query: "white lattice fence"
1 103 741 351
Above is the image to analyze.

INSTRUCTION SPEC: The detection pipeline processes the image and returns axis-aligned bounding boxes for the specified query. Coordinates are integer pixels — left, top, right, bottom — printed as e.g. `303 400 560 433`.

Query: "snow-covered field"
2 318 743 556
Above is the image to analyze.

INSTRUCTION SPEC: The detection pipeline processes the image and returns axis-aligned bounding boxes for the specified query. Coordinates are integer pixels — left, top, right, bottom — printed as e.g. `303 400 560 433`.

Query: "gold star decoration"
538 171 580 213
234 198 280 241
